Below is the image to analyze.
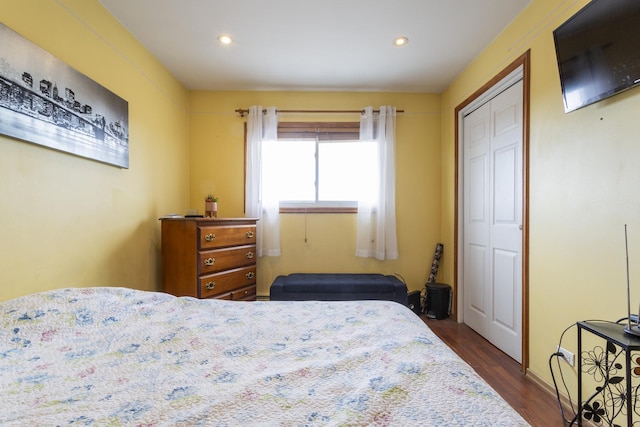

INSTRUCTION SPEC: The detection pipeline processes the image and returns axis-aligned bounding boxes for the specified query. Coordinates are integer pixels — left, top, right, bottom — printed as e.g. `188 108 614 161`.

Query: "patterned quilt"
0 287 529 426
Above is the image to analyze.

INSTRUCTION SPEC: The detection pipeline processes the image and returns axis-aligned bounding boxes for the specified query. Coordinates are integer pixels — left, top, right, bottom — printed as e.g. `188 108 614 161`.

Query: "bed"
0 287 529 426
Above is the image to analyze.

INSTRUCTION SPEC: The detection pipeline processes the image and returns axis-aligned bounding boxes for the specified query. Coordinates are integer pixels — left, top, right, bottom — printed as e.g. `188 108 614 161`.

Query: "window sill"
280 207 357 214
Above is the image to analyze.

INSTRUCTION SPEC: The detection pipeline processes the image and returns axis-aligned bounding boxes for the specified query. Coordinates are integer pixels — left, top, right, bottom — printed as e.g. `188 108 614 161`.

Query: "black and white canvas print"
0 23 129 168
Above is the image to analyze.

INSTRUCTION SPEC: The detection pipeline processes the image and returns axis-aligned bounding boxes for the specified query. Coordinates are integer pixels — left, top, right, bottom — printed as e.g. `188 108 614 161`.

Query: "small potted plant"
205 194 218 218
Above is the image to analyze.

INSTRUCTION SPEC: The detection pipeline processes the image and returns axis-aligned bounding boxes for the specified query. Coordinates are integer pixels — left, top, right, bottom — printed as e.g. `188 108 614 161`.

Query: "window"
261 122 377 213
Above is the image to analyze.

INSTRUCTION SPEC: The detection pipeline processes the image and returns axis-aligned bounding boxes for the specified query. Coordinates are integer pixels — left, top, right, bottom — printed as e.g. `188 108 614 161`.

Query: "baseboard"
526 368 595 427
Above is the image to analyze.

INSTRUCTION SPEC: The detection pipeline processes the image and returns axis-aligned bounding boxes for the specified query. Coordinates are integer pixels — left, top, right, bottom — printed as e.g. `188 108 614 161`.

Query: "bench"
269 273 408 305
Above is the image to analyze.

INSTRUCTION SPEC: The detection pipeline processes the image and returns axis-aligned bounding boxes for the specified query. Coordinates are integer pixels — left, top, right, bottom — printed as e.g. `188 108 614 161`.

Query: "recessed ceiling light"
218 35 233 45
393 37 408 47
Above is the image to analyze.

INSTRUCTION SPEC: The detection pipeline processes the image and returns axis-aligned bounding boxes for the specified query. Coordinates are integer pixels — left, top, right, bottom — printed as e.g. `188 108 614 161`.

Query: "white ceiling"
98 0 531 93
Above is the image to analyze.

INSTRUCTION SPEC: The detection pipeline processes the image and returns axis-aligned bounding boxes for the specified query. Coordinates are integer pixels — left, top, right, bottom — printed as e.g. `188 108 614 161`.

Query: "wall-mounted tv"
553 0 640 113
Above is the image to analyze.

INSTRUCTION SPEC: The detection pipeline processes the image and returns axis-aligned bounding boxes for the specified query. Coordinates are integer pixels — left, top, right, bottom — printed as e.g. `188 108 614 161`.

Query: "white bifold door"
462 79 523 362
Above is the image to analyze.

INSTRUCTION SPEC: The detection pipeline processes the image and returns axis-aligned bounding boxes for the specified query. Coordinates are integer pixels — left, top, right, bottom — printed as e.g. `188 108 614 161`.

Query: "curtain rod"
234 108 404 118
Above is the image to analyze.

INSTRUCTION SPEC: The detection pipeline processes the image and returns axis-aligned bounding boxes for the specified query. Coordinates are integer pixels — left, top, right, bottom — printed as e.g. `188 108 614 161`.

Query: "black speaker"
407 290 421 315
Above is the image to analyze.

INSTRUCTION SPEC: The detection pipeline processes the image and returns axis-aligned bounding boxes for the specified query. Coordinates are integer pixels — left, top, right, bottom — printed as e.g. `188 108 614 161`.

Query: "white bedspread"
0 287 529 426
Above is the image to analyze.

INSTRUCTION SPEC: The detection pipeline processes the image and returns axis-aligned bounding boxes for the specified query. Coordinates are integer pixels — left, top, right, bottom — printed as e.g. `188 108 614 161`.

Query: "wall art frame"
0 22 129 168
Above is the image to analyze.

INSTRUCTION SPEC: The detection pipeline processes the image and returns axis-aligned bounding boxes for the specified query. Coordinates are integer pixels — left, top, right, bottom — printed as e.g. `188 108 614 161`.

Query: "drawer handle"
246 231 254 239
205 233 216 242
246 251 254 259
205 282 216 290
246 272 255 280
204 257 215 266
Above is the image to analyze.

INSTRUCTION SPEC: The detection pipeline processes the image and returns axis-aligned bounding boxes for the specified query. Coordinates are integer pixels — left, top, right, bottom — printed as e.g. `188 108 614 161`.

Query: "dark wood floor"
423 316 571 427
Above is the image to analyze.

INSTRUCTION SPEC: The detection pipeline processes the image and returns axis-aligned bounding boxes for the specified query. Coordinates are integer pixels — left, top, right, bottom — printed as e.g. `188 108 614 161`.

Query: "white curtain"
245 106 280 257
355 106 398 260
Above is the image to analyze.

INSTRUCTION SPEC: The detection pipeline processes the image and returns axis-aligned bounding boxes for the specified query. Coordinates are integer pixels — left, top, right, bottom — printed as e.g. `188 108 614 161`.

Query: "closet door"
462 80 523 362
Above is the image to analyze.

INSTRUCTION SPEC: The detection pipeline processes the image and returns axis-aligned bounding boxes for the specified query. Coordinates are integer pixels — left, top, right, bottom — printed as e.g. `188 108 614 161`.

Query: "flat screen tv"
553 0 640 113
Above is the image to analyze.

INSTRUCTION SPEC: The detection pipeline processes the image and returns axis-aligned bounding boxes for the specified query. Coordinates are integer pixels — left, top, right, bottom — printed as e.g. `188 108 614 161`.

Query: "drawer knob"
205 233 216 242
204 257 215 266
246 231 254 238
205 282 216 290
246 272 255 280
246 251 254 259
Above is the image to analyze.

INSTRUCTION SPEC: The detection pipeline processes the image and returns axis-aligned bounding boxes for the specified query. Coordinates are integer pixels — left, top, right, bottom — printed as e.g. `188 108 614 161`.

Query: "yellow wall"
0 0 190 300
189 91 442 295
441 0 640 388
0 2 443 304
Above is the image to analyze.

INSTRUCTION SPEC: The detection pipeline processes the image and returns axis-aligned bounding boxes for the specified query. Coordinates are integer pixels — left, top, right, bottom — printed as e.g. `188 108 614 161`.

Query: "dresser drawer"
213 285 257 301
199 245 256 274
199 225 256 249
230 284 256 301
199 266 257 298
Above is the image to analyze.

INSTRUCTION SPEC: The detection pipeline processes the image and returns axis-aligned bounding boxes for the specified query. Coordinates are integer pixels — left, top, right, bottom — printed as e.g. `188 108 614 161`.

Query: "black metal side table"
577 321 640 426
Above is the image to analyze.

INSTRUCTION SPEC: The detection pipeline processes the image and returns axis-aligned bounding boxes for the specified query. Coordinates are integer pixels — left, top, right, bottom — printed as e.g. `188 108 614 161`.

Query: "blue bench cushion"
270 273 408 305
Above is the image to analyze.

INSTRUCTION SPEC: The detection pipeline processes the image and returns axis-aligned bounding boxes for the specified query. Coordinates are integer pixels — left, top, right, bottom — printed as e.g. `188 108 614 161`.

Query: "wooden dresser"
160 217 258 300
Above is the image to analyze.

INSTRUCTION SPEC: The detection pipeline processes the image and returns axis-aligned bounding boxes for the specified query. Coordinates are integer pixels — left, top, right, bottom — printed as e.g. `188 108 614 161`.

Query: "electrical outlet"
557 346 575 366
